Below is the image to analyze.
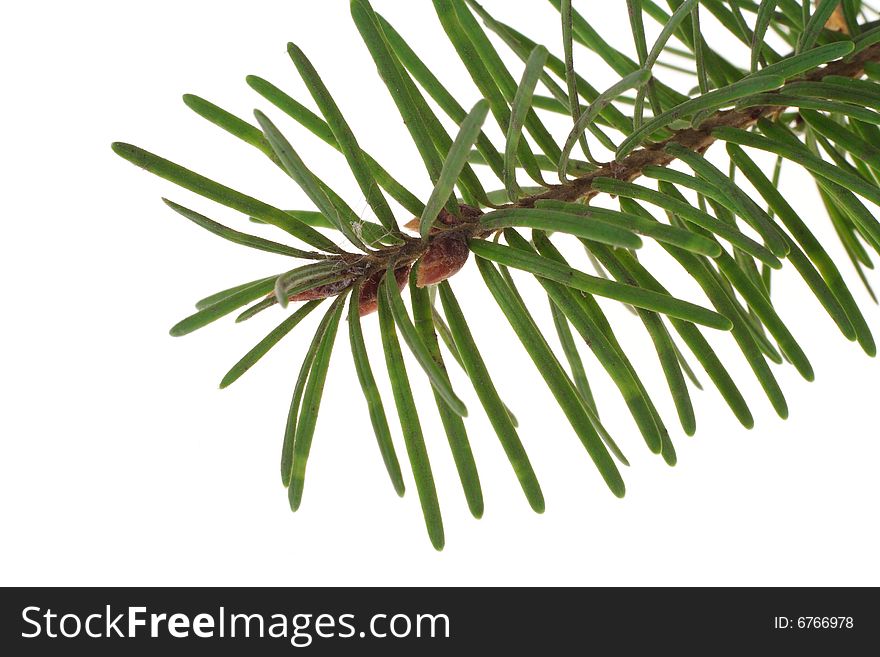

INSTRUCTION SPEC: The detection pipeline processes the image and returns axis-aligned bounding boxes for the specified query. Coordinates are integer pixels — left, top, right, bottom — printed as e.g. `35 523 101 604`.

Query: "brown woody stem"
516 43 880 208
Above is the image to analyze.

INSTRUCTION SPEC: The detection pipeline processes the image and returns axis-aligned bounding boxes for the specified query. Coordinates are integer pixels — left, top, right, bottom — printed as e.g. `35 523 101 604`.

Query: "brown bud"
416 231 469 287
358 265 411 317
288 276 357 303
816 1 848 33
404 204 484 234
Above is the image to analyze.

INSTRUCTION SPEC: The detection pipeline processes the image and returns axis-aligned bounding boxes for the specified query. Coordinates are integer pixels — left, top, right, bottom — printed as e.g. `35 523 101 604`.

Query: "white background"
1 1 878 586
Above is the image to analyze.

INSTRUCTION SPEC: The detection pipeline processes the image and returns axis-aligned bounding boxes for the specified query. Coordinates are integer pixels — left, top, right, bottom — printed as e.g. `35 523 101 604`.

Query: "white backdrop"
1 1 878 586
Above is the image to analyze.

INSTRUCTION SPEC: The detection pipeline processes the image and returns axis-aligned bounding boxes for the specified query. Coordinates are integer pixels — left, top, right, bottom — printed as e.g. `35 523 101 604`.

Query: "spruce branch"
113 1 880 549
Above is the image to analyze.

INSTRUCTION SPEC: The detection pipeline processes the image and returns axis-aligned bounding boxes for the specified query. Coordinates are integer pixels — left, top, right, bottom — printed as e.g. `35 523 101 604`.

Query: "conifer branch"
112 1 880 549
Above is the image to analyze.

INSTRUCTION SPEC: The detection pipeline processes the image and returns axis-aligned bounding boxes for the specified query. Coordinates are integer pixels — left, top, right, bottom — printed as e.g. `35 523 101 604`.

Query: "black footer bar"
2 587 875 654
